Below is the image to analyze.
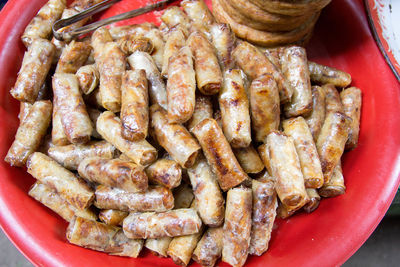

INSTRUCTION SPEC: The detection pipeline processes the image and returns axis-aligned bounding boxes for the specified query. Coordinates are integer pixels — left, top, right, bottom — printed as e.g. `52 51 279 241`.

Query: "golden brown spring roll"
29 182 97 222
52 73 93 144
282 117 324 189
266 131 308 211
145 237 172 258
210 23 236 70
303 188 320 213
127 51 167 109
162 26 186 78
99 209 129 226
192 227 223 267
18 102 32 123
94 185 173 212
108 23 156 40
187 157 225 227
281 46 312 117
10 39 55 103
323 83 344 114
249 178 277 256
222 187 252 267
117 36 153 55
21 0 66 47
304 86 326 141
233 145 264 174
67 217 143 257
308 61 352 88
120 69 149 141
150 104 200 168
167 46 196 123
276 201 295 219
316 112 350 183
249 73 280 143
232 41 292 103
48 140 115 170
96 111 157 166
181 0 214 27
340 87 362 150
192 118 248 191
123 208 202 239
51 97 69 146
76 64 99 95
319 163 346 198
219 69 251 148
91 27 113 58
27 152 94 210
188 31 222 95
5 100 52 167
161 6 191 35
187 94 213 132
257 144 273 177
145 158 182 189
264 47 282 70
78 157 148 193
55 40 91 74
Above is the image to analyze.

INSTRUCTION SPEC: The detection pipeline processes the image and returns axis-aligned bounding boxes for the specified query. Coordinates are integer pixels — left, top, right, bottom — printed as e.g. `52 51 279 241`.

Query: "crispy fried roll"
233 145 264 174
167 46 196 123
222 187 252 267
94 185 173 212
308 61 352 88
51 98 70 146
55 40 91 74
181 0 214 28
108 23 156 40
187 94 213 132
96 111 157 166
281 46 312 117
99 209 129 226
276 201 295 219
29 182 97 222
162 26 186 78
145 237 172 258
21 0 66 47
282 117 324 189
219 69 251 148
145 158 182 189
18 102 32 123
78 157 148 193
150 104 200 168
249 73 280 142
91 27 113 58
303 188 320 213
117 36 153 55
76 64 99 95
305 86 326 141
192 227 223 267
192 118 248 191
319 163 346 198
210 23 236 70
52 73 93 144
123 208 202 239
5 100 52 167
257 144 273 177
161 6 191 35
340 87 362 150
10 39 55 103
27 152 94 210
67 217 143 257
264 48 282 70
323 83 343 114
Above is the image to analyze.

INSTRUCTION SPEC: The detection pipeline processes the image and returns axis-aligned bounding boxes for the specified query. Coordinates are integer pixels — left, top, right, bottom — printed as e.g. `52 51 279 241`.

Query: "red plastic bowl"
0 0 399 266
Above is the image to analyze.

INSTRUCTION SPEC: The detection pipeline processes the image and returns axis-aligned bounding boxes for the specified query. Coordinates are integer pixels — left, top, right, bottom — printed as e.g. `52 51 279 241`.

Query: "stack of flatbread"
212 0 331 47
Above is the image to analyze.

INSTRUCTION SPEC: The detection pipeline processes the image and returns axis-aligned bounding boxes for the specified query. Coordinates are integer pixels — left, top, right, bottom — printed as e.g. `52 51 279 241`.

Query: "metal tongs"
52 0 174 42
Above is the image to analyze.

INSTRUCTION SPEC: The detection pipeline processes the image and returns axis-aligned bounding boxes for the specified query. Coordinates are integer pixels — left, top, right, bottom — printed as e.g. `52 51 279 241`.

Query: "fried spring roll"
303 188 320 213
145 237 172 258
94 185 173 212
323 83 343 114
308 61 352 87
76 64 99 95
91 27 113 58
127 51 167 109
18 102 32 123
161 6 191 35
222 187 252 267
21 0 66 47
257 144 273 177
99 209 129 226
264 48 282 70
96 111 157 166
249 73 280 142
276 201 295 219
233 145 264 174
281 46 312 117
10 39 55 103
192 118 248 191
219 69 251 148
108 23 156 40
232 41 291 103
249 178 277 256
78 157 148 193
117 36 153 55
150 104 200 168
340 87 362 150
282 117 324 189
5 100 52 167
67 217 143 257
29 182 97 222
181 0 215 29
27 152 94 210
210 23 236 70
123 208 202 239
162 26 186 78
319 163 346 197
55 40 91 74
266 132 308 210
187 94 213 132
51 98 70 146
188 31 222 95
187 157 225 227
145 158 182 189
48 140 115 170
192 227 223 267
52 73 93 144
304 86 326 141
167 46 196 123
316 112 350 183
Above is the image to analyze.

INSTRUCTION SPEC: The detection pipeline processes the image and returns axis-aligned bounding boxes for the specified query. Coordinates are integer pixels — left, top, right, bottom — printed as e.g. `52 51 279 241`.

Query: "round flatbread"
250 0 331 16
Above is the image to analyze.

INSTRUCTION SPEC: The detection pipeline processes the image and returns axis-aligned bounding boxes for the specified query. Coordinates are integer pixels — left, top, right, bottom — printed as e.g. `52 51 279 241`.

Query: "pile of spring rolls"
4 0 362 266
